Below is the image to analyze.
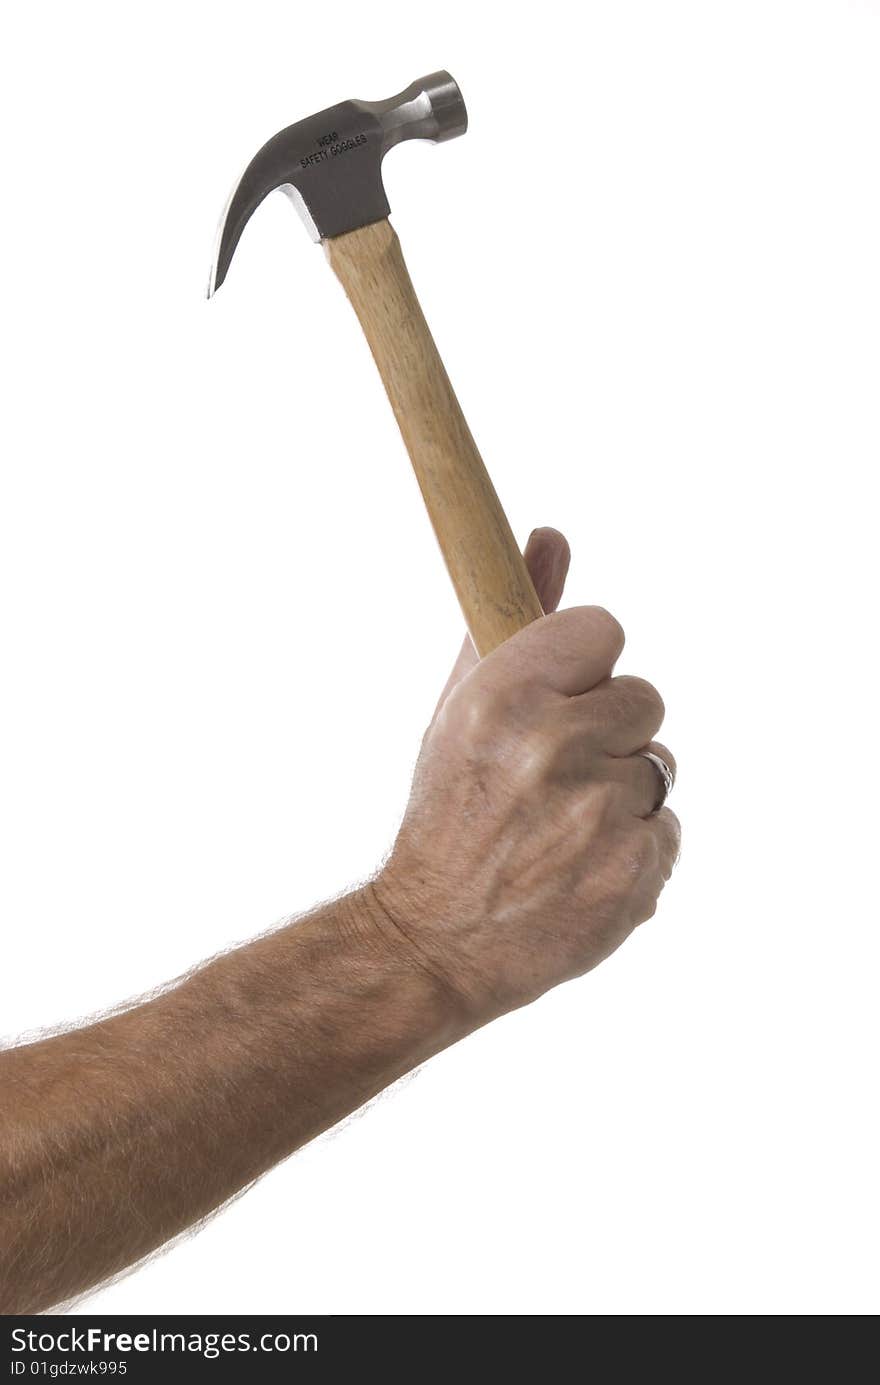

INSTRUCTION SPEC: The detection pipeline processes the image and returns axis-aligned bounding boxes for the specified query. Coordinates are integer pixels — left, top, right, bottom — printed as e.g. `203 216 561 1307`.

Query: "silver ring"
638 750 674 813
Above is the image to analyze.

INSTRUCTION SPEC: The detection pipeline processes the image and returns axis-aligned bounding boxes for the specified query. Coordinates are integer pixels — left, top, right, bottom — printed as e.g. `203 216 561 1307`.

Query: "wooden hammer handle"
324 219 543 657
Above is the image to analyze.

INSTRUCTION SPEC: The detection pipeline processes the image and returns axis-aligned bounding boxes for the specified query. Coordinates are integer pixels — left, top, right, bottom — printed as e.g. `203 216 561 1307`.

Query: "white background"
1 1 878 1315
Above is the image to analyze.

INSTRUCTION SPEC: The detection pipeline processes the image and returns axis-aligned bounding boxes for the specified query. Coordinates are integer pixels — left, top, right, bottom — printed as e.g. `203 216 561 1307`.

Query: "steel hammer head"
208 71 467 296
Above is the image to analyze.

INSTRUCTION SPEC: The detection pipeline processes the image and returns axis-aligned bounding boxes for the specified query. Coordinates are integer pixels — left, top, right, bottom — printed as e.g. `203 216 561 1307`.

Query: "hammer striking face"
209 71 467 294
209 72 545 657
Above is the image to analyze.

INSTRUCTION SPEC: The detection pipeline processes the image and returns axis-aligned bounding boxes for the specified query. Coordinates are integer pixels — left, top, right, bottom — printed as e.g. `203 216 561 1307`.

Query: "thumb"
432 526 572 716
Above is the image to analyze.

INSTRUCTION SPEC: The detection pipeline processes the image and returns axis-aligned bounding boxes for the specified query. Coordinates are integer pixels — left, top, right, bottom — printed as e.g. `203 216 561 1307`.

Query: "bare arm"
0 888 463 1313
0 529 680 1313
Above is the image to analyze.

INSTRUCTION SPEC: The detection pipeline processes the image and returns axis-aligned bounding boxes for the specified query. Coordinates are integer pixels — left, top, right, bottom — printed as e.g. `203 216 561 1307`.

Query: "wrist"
351 874 494 1033
338 881 479 1044
328 883 476 1052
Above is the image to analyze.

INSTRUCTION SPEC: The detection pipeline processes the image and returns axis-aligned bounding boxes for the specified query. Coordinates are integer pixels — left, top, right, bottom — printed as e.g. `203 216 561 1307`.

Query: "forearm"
0 888 468 1314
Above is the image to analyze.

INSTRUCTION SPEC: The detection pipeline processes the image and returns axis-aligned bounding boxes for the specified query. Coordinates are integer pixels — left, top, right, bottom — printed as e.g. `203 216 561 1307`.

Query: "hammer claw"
209 72 465 294
209 72 543 655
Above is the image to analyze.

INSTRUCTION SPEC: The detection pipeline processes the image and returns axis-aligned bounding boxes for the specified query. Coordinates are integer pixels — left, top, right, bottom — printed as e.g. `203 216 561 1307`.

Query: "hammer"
209 71 543 656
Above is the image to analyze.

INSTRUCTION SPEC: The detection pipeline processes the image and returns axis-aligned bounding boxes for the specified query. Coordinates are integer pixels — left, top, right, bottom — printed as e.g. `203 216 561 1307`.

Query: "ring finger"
602 740 677 817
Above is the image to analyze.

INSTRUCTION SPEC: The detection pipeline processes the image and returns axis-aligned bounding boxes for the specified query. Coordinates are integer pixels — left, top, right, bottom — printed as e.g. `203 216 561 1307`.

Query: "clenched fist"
368 527 680 1022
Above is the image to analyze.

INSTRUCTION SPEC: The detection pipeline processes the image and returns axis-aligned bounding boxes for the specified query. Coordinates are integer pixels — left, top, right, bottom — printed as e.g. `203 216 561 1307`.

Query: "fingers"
597 740 676 817
524 526 571 615
432 527 571 715
488 605 625 696
575 675 665 754
621 809 680 929
629 808 681 924
650 807 682 878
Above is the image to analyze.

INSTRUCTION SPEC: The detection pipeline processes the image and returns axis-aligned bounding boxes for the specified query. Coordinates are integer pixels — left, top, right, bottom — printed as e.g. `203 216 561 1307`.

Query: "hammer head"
208 71 467 296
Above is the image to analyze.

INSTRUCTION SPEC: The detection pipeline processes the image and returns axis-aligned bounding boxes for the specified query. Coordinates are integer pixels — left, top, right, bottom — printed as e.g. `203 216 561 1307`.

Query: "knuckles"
610 675 665 720
446 687 577 796
443 670 551 749
554 605 626 676
584 605 626 651
557 604 625 653
591 674 665 732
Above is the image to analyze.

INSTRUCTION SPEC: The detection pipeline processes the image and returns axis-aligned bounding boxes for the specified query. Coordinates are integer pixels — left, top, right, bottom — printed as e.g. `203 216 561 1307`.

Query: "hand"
369 528 680 1023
